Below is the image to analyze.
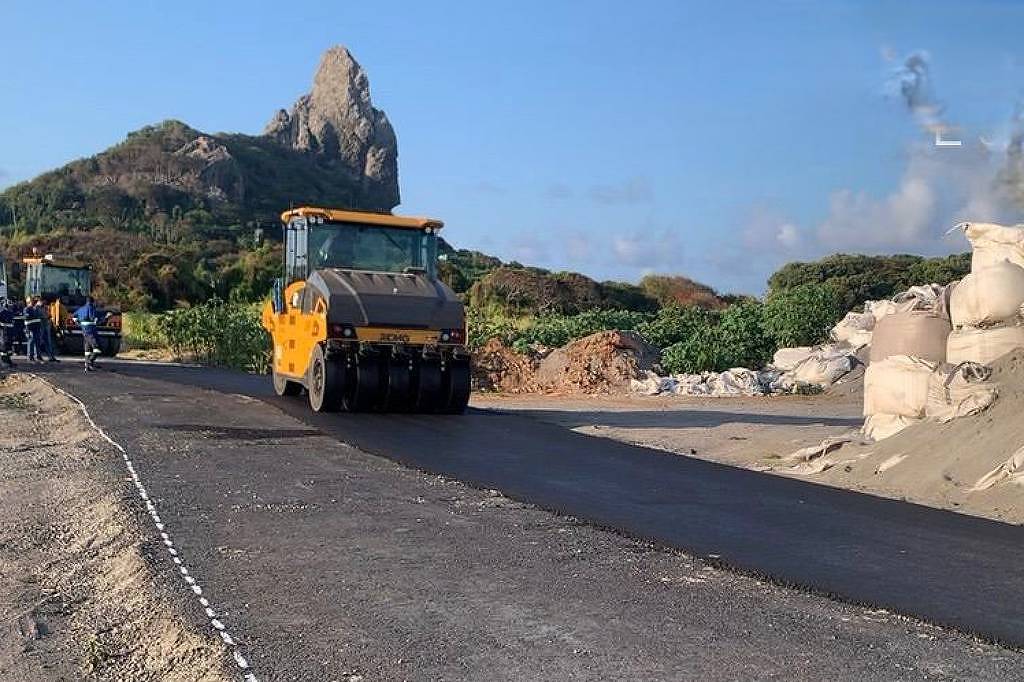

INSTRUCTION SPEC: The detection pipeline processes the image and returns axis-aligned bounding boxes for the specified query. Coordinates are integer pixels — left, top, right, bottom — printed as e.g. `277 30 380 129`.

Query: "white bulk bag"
869 312 950 364
789 352 856 386
830 312 874 348
772 346 815 372
925 362 999 423
863 355 937 418
946 325 1024 365
949 260 1024 328
957 221 1024 271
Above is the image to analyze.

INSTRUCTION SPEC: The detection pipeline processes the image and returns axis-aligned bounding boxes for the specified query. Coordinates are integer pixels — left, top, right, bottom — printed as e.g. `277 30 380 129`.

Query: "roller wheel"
413 359 444 413
442 358 471 414
344 354 384 412
307 345 343 412
273 367 303 397
383 355 413 412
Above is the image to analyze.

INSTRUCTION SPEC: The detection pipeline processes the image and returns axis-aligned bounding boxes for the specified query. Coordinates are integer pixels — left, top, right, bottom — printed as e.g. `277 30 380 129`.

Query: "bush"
660 301 772 373
761 283 844 348
636 305 719 349
157 299 270 373
122 311 165 350
515 309 652 349
767 253 970 312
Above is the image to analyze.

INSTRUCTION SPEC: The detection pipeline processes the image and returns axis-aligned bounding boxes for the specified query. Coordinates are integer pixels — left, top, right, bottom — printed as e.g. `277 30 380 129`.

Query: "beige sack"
925 362 998 423
949 260 1024 328
863 355 937 418
869 311 951 363
772 346 815 372
830 312 874 348
788 352 857 386
862 413 922 441
946 324 1024 365
958 221 1024 271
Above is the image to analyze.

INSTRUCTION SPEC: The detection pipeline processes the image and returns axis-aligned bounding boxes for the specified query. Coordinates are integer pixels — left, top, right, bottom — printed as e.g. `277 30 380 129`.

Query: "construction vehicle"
261 207 471 413
23 255 122 356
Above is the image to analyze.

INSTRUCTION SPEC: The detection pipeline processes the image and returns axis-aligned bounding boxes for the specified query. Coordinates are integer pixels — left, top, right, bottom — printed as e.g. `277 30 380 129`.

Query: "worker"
35 298 58 362
23 297 43 363
0 300 16 368
74 296 103 371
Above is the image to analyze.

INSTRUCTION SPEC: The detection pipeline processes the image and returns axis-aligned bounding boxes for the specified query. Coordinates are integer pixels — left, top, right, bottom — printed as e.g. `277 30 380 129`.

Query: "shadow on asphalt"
492 408 863 429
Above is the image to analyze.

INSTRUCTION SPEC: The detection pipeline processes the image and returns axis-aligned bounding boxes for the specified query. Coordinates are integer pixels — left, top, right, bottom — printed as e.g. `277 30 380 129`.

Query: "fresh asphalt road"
27 360 1024 680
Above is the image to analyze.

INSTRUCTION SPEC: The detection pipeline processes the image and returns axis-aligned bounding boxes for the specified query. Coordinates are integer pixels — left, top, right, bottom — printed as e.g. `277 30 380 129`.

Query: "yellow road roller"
261 206 471 413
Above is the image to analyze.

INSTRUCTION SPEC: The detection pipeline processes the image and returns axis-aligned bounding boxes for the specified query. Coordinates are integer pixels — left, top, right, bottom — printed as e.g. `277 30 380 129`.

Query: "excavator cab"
262 207 471 413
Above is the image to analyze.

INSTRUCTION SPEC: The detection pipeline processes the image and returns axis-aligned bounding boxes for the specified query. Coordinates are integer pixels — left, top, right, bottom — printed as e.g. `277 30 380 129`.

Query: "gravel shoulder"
0 374 231 681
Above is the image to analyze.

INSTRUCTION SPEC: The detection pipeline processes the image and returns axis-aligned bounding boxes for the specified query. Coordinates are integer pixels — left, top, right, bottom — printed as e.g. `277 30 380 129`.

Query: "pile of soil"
535 331 660 394
797 349 1024 523
471 338 540 393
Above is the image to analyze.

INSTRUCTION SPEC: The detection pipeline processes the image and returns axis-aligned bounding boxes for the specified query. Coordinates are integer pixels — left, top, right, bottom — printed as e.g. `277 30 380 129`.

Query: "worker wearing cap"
0 300 16 368
74 296 103 371
23 297 43 363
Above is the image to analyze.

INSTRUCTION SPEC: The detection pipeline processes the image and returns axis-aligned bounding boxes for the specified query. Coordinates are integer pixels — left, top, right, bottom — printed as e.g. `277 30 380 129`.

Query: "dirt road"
7 362 1024 680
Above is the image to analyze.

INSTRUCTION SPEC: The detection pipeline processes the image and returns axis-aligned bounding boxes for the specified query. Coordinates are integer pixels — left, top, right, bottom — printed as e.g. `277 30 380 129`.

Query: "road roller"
261 206 471 413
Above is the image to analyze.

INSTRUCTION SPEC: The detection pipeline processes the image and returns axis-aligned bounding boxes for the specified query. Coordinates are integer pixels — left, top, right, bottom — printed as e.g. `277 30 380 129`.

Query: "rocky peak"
264 46 399 209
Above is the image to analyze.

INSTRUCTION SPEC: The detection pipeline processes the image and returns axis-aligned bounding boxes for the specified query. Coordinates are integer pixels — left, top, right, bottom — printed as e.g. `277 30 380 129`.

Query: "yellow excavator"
261 207 471 413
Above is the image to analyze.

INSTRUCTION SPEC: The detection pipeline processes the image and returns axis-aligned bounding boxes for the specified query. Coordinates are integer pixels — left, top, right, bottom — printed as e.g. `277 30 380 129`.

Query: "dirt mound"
803 349 1024 523
471 338 540 393
535 331 660 394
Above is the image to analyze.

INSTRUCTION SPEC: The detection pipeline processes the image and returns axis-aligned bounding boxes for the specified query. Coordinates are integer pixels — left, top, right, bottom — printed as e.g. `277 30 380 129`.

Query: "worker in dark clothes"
74 296 103 372
0 300 16 368
35 298 59 362
23 297 43 363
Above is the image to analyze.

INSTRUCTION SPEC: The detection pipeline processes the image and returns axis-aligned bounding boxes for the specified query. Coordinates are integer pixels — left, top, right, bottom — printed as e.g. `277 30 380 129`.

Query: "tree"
762 283 844 348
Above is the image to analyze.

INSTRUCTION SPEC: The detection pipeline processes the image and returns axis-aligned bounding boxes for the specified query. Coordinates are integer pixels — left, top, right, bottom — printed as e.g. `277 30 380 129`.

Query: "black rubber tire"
442 357 471 414
343 354 383 412
273 368 303 397
413 359 444 413
383 355 413 412
307 345 343 412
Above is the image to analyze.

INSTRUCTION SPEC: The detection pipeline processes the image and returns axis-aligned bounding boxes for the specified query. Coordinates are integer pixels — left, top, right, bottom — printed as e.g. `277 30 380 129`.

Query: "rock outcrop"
265 46 399 209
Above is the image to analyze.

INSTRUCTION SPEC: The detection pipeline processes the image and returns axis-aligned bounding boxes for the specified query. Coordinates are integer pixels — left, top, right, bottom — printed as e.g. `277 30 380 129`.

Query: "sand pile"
535 331 659 394
785 349 1024 523
471 338 540 393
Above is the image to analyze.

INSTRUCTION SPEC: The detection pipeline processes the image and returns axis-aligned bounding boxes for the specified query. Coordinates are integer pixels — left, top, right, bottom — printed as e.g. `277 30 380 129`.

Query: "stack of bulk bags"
947 222 1024 366
862 306 952 440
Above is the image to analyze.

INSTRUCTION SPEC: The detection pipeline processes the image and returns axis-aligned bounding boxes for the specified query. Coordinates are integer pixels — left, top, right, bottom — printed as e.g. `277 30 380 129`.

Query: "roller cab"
261 206 471 413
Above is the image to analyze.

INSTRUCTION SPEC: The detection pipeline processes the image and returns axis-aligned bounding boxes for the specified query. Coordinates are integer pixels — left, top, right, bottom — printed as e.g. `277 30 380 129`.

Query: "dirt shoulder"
0 374 231 681
473 390 864 469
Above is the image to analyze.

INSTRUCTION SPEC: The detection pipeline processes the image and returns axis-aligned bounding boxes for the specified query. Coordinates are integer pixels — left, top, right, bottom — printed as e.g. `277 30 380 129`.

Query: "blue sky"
4 1 1024 293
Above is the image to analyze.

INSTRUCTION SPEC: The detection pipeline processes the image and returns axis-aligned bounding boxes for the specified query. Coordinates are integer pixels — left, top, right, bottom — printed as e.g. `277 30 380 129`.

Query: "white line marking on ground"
33 375 259 681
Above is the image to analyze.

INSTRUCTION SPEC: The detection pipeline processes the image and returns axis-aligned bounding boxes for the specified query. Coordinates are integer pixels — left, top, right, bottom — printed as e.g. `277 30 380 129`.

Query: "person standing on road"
0 300 16 369
23 297 43 364
74 296 102 372
35 298 59 362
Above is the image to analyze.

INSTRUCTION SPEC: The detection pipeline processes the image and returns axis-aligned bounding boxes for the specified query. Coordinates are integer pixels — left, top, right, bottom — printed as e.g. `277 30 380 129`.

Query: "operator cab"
281 208 443 285
23 255 92 306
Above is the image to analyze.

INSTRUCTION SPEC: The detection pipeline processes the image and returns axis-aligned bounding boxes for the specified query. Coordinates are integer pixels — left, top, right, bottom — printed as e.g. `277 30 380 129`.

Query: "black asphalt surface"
26 361 1024 680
